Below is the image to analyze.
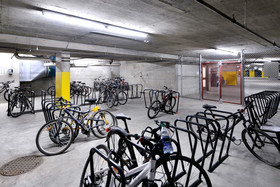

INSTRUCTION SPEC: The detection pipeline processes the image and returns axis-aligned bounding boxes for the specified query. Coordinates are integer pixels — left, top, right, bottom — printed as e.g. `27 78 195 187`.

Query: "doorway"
202 61 242 104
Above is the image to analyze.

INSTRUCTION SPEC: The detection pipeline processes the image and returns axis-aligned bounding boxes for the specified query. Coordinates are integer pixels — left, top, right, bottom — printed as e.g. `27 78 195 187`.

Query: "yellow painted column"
55 53 70 101
249 70 255 77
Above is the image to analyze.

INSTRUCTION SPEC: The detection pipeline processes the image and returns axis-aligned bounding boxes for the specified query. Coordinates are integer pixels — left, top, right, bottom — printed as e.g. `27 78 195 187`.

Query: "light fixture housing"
42 10 148 41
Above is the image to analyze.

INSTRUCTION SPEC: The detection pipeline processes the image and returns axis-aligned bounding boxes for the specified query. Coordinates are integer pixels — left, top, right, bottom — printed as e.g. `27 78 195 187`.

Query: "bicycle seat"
116 113 131 120
85 98 97 104
202 104 217 110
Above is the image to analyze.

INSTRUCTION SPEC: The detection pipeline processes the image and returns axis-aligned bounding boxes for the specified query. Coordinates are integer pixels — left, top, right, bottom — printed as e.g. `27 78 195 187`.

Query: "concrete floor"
0 97 279 187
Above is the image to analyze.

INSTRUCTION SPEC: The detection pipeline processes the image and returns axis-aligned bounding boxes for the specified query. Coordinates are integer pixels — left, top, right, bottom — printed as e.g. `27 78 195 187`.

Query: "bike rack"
126 84 143 99
143 88 180 115
71 86 99 106
171 119 211 170
245 91 280 126
41 94 77 123
182 109 239 172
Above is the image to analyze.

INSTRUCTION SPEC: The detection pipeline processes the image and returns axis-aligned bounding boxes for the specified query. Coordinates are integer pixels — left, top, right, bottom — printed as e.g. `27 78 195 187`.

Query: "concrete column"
55 53 70 101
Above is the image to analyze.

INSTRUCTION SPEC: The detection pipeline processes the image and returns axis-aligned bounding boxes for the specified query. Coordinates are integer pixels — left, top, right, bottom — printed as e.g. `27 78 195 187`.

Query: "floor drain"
0 155 43 176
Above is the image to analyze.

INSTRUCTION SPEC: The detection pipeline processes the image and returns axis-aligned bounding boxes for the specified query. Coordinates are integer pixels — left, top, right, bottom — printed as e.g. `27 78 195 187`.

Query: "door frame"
201 61 242 104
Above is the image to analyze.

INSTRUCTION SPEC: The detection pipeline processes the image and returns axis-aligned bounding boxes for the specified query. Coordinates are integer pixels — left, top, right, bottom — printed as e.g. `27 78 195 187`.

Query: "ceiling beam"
0 34 179 60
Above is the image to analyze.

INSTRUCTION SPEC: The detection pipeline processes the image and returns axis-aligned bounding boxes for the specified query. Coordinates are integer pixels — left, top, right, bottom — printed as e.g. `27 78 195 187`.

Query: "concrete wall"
0 53 20 103
177 64 200 99
120 61 177 90
70 65 120 87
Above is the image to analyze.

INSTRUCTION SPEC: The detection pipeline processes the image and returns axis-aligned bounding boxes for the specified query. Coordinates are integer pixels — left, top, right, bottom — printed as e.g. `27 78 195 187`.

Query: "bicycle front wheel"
107 94 116 108
155 155 212 187
36 120 74 156
147 100 161 119
80 144 112 187
242 128 280 167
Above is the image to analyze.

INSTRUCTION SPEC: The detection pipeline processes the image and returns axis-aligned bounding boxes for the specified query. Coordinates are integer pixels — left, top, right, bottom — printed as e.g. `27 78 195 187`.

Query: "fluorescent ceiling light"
215 48 239 56
42 10 148 40
44 62 56 66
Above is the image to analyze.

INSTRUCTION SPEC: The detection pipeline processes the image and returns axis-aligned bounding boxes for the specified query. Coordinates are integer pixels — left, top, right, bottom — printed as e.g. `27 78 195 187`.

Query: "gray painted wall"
177 64 200 99
120 61 177 90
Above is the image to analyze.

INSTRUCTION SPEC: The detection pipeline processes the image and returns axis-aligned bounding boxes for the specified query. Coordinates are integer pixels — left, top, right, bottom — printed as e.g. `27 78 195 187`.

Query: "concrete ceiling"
0 0 280 61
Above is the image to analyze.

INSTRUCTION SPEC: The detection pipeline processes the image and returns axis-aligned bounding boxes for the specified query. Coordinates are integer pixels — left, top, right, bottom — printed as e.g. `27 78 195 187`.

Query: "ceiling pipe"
195 0 280 49
14 52 50 60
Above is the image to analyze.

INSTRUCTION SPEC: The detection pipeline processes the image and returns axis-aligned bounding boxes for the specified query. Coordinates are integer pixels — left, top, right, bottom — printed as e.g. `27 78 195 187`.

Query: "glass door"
202 61 242 104
221 62 241 104
202 63 220 101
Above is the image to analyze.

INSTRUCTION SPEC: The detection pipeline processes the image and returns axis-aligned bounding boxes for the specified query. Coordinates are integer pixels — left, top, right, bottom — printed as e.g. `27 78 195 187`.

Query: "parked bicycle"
0 80 14 101
80 119 212 187
71 81 91 97
9 87 35 117
147 86 177 119
36 98 117 156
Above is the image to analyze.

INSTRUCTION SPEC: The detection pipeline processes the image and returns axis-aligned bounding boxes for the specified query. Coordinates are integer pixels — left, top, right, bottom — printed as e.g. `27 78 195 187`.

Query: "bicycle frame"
60 107 100 133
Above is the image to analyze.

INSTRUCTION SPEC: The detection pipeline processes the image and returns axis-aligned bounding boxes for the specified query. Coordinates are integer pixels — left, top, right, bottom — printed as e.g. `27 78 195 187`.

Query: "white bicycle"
80 122 212 187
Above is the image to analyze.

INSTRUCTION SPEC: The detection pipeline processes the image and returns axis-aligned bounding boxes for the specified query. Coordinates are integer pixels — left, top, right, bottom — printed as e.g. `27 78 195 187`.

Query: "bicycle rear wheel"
10 97 26 117
90 110 117 138
36 120 74 156
164 96 176 112
155 155 212 187
80 144 112 187
147 100 161 119
242 128 280 167
118 91 128 105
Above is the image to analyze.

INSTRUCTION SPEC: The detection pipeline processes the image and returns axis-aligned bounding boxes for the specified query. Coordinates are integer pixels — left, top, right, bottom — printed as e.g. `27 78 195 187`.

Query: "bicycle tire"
164 96 176 112
118 91 128 105
47 86 55 95
242 128 280 167
4 90 9 101
90 110 117 138
80 144 112 187
63 116 80 140
107 136 140 172
25 97 35 114
155 155 212 187
107 94 116 108
147 100 161 119
10 97 26 117
36 120 74 156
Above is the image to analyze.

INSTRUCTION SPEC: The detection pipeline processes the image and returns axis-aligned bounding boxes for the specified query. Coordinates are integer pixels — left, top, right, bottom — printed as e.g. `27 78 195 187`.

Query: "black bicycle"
147 86 176 119
0 80 14 101
9 87 35 117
